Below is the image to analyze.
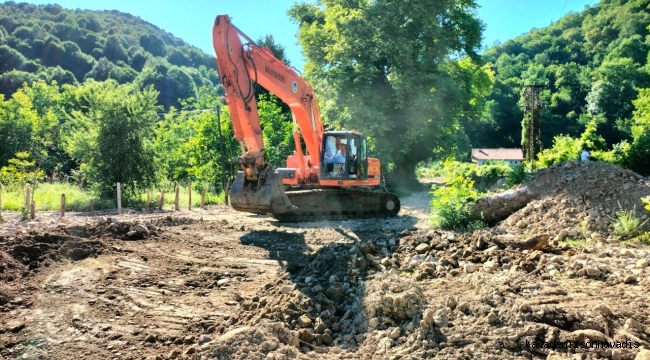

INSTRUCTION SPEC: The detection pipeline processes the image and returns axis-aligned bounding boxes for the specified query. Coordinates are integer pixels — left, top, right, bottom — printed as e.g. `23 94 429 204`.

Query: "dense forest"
0 1 221 108
1 0 650 208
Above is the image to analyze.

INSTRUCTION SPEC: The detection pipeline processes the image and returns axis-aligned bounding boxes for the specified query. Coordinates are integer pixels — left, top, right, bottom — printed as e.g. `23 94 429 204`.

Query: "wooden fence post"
25 187 31 212
0 183 3 219
146 192 151 212
30 199 35 220
188 182 192 210
117 182 122 215
174 186 180 211
224 182 230 206
60 194 65 217
159 190 165 210
90 199 94 215
201 187 206 209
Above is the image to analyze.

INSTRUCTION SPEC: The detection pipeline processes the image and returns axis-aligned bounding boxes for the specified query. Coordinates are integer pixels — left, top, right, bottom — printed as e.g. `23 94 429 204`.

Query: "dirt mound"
496 161 650 240
208 323 307 360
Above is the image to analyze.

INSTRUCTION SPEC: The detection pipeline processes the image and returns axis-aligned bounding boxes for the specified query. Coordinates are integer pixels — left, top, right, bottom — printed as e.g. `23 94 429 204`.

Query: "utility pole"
521 81 547 170
217 105 227 192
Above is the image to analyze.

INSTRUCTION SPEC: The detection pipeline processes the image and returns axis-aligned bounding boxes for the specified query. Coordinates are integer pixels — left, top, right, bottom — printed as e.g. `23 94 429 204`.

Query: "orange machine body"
213 15 381 189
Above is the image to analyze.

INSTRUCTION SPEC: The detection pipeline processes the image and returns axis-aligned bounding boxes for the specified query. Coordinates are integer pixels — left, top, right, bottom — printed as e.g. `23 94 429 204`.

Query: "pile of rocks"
498 161 650 241
206 220 650 359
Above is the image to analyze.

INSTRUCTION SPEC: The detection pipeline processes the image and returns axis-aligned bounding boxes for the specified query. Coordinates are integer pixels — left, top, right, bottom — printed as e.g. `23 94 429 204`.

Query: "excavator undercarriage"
230 171 400 222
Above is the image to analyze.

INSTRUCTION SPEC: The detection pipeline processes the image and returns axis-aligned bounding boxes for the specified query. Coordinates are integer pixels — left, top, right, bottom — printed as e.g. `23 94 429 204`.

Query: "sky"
33 0 601 71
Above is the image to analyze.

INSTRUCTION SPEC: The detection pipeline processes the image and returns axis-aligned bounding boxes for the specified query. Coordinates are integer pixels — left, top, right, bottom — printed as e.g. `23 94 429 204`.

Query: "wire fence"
0 181 228 220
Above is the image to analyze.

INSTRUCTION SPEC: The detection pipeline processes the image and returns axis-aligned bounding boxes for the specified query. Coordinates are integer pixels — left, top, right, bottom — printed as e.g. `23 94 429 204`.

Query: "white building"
471 148 524 167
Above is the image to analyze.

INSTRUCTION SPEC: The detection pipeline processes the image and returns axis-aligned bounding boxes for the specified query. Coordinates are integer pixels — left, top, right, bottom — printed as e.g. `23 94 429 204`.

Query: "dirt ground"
2 164 650 360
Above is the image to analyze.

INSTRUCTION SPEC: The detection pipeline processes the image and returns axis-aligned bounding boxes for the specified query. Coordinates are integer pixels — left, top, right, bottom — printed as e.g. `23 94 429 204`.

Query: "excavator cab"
321 131 368 181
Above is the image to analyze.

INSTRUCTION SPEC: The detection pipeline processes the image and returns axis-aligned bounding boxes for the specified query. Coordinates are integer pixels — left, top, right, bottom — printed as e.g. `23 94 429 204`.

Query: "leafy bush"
536 135 582 168
430 175 482 231
474 161 512 190
418 159 513 191
505 164 528 188
625 132 650 176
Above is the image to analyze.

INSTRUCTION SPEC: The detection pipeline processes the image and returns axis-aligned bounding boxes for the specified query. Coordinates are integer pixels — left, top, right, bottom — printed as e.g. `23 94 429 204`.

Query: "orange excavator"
212 15 400 221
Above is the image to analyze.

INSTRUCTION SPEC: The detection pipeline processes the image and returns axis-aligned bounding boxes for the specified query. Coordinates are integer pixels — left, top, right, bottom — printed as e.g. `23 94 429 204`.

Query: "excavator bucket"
229 171 294 215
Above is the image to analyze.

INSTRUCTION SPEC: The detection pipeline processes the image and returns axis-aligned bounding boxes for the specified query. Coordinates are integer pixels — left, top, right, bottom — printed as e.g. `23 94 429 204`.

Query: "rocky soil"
1 161 650 360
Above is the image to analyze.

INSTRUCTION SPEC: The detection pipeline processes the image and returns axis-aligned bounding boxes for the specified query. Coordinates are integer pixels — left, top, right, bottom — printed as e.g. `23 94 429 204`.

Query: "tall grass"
0 183 225 212
610 203 648 240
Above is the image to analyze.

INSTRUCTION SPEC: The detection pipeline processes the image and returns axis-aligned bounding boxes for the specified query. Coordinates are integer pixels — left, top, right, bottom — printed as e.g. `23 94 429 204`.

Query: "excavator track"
269 188 400 222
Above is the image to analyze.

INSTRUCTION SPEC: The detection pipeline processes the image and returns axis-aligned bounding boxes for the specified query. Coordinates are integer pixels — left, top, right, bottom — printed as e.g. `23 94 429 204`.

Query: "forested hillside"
474 0 650 151
0 1 220 108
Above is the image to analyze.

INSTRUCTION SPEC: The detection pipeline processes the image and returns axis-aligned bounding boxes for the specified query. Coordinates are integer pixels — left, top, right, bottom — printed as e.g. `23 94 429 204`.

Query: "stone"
446 297 458 310
433 309 448 328
621 249 634 257
591 232 603 240
325 282 345 300
483 260 497 273
198 335 212 345
487 312 498 324
625 318 643 332
315 322 328 334
457 302 469 312
298 315 312 328
144 334 157 343
636 259 648 269
415 243 431 254
127 230 137 237
168 348 182 359
298 329 315 342
464 263 476 273
183 335 195 344
134 224 149 234
594 304 612 316
184 346 196 355
217 279 229 286
624 275 638 284
9 322 25 333
585 267 601 277
635 349 650 360
389 327 400 339
322 333 334 345
557 229 569 240
516 220 526 228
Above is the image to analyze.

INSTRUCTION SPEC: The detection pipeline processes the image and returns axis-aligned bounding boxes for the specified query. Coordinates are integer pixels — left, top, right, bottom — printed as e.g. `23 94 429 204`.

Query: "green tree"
139 33 166 57
0 70 36 99
289 0 487 187
65 81 161 196
257 34 291 66
102 35 129 63
0 44 25 72
84 57 114 82
47 66 79 86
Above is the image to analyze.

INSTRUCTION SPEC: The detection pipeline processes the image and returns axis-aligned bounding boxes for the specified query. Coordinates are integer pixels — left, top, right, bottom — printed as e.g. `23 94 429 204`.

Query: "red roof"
471 148 524 161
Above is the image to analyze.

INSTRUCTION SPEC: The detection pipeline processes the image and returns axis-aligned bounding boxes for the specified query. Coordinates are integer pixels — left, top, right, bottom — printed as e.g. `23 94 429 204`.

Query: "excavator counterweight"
213 15 400 221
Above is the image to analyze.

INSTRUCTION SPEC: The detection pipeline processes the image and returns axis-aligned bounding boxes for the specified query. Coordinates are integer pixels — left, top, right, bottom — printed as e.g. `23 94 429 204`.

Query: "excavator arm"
212 15 324 184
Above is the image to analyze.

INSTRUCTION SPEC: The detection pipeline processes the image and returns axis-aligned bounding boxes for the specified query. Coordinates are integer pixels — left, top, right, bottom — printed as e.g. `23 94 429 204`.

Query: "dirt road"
2 185 650 360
